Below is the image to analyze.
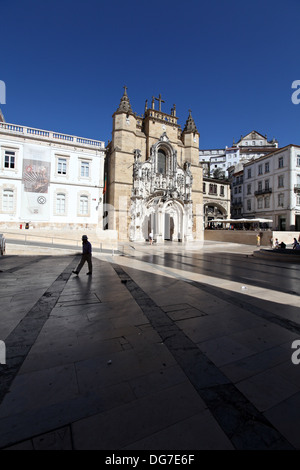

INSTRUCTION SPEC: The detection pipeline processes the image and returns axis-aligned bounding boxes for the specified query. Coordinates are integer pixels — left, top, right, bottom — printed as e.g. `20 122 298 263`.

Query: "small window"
265 196 270 208
257 198 263 209
157 149 166 175
265 162 269 173
209 184 217 195
247 169 252 179
297 155 300 166
2 189 14 211
258 181 262 191
278 193 284 207
79 195 89 215
220 185 224 196
258 164 263 175
81 161 90 178
278 156 284 168
247 199 251 210
4 150 15 169
247 184 251 195
265 179 270 190
203 183 206 193
56 193 66 214
57 158 67 175
278 175 284 188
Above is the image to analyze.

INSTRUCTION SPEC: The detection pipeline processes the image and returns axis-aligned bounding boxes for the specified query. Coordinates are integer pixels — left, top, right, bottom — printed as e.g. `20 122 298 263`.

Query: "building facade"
243 145 300 230
105 88 203 242
203 177 231 227
230 164 244 219
0 120 105 230
200 131 278 177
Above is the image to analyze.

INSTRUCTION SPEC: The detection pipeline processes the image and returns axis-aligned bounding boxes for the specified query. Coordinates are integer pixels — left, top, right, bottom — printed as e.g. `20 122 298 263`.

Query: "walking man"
73 235 92 275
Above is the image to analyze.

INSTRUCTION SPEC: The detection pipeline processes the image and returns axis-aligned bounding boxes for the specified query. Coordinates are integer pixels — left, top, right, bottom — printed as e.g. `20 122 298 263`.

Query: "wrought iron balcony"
254 188 272 196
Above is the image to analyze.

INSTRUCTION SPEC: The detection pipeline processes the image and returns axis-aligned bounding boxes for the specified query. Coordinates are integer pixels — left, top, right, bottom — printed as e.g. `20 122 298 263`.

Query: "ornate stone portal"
129 133 193 243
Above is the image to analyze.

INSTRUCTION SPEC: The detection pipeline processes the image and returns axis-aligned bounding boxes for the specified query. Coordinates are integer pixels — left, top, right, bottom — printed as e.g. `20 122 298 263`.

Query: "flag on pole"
103 174 107 194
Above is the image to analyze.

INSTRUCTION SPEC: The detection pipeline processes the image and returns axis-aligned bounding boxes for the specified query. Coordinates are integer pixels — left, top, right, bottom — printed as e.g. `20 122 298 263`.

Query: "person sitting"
292 238 298 249
279 241 286 249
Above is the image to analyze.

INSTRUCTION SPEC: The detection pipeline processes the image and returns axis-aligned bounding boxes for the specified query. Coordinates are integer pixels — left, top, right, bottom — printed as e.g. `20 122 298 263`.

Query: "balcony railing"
0 122 105 149
231 201 243 207
254 188 272 196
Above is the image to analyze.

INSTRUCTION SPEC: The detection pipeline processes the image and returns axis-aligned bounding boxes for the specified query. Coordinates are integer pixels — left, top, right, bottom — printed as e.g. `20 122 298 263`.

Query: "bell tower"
105 87 138 239
181 110 203 240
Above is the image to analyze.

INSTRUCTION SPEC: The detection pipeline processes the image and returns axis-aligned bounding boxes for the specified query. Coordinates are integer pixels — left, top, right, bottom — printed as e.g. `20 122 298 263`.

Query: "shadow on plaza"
135 250 300 297
0 253 300 449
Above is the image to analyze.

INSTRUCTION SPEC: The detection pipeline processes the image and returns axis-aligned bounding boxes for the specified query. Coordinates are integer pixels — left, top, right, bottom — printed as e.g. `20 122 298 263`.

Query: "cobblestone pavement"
0 240 299 450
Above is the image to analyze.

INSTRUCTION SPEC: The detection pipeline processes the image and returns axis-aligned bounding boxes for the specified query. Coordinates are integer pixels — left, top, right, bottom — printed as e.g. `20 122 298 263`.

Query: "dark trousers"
76 253 92 273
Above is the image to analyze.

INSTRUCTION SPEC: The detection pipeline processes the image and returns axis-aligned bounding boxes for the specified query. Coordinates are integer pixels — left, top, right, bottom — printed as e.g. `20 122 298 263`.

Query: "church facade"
105 88 204 242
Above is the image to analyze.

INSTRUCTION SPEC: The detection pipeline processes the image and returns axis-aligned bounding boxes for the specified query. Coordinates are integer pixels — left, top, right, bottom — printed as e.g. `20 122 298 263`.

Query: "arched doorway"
142 197 185 242
204 203 227 229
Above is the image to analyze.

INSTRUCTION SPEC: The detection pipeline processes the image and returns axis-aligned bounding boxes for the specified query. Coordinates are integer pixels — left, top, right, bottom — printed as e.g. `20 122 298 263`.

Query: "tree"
213 168 225 179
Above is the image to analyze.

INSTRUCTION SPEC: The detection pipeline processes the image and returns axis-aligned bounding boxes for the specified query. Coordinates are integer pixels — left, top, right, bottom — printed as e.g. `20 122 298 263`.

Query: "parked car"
0 234 6 255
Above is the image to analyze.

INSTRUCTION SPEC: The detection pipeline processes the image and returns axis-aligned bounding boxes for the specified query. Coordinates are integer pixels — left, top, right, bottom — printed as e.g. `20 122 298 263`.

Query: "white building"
203 177 231 227
200 131 278 177
199 149 227 177
0 119 105 230
243 145 300 231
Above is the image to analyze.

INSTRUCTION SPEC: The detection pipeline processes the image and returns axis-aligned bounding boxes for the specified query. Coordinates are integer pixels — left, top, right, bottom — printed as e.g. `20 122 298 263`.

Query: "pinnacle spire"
116 86 133 114
183 109 198 133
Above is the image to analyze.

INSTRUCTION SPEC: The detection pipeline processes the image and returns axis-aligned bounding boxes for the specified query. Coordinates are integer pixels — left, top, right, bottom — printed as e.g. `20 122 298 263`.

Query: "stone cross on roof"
155 94 165 112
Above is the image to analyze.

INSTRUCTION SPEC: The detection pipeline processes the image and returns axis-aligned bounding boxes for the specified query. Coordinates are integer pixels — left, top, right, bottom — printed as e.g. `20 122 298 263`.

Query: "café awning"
209 218 273 223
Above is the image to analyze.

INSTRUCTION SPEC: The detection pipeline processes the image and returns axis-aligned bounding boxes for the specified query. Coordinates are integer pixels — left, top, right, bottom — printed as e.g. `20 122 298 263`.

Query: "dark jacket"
82 241 92 254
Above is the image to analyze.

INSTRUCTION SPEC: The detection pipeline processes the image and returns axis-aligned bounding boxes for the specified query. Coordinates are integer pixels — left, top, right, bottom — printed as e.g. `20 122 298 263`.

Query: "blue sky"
1 0 300 149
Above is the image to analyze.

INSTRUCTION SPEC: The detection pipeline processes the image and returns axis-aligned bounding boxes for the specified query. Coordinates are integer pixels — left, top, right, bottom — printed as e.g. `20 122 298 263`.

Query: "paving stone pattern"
0 243 299 450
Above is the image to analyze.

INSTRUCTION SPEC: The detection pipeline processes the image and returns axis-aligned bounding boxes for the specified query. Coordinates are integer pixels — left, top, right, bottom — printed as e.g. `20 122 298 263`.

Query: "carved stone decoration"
160 132 169 142
129 137 194 242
